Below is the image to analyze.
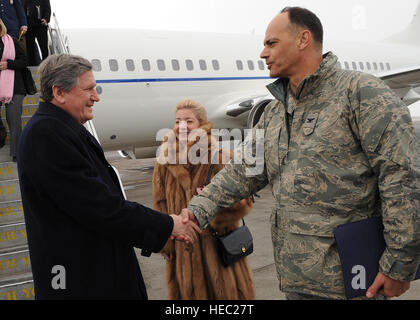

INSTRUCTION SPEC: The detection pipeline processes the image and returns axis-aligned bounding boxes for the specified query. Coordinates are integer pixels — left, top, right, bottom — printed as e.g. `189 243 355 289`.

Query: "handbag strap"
205 163 215 186
211 218 247 237
204 155 246 235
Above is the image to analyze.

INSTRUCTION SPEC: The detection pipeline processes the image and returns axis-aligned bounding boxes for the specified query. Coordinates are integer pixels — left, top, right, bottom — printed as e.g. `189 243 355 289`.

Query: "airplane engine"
119 146 159 160
247 99 273 128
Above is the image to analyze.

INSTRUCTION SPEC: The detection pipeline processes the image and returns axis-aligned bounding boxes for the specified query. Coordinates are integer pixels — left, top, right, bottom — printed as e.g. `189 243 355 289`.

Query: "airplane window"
171 59 180 71
344 62 349 70
157 59 166 71
380 62 384 70
236 60 243 71
109 59 118 72
142 59 151 71
373 62 378 70
247 60 255 70
126 59 135 71
359 62 364 70
386 62 391 70
91 59 102 72
199 60 207 71
186 59 194 71
258 60 265 70
337 62 342 69
366 62 371 70
212 60 220 70
352 62 357 70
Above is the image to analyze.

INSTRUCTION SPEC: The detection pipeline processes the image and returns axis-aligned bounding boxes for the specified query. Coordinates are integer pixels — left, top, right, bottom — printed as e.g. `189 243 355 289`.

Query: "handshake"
170 208 201 244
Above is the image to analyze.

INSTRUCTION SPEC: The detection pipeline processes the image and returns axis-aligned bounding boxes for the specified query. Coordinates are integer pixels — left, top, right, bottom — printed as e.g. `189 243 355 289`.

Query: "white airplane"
47 2 420 158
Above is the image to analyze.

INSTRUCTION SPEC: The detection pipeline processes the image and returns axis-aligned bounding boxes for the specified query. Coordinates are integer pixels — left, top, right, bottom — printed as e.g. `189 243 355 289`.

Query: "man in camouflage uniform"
184 7 420 299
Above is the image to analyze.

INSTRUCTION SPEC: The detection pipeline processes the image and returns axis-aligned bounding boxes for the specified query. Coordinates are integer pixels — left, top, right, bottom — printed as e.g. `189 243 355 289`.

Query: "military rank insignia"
302 113 319 136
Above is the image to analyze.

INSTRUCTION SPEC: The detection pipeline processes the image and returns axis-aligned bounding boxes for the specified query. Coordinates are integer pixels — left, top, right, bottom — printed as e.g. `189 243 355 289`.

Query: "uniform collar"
266 51 339 103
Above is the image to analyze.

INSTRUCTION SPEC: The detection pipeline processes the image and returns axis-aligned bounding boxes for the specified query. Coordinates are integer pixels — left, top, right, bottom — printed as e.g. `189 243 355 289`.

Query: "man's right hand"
170 214 200 244
20 26 28 34
180 208 199 225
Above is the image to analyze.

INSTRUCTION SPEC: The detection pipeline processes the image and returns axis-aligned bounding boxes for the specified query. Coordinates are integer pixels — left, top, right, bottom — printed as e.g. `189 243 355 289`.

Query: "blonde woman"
153 99 255 300
0 18 27 160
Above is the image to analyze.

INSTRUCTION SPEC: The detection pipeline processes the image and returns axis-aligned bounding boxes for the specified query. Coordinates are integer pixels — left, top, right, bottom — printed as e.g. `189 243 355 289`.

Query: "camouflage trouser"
285 292 330 300
285 292 388 300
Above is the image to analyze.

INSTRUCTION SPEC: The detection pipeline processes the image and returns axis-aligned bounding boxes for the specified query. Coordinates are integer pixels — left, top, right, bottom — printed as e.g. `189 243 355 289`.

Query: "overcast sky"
50 0 419 41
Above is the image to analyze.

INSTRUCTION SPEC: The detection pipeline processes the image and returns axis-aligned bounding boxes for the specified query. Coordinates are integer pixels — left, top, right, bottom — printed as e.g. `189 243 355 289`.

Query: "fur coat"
152 122 255 300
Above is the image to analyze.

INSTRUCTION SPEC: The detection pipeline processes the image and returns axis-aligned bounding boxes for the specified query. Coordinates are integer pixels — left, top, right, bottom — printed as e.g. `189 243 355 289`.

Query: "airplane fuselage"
62 28 420 152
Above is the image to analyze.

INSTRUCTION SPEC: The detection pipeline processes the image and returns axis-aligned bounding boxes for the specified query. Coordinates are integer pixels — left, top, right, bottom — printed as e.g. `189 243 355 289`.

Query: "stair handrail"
47 12 68 54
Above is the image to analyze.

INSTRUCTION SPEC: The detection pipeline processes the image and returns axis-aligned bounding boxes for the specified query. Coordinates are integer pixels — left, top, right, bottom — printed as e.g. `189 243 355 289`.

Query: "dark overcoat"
0 0 27 38
17 102 173 299
21 0 51 26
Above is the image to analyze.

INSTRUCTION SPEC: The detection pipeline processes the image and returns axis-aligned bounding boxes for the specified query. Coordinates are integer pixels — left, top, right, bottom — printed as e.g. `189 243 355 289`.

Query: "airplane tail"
385 1 420 46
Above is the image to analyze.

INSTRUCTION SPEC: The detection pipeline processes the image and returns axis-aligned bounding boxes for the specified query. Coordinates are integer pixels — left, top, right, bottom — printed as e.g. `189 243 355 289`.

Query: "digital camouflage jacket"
188 52 420 299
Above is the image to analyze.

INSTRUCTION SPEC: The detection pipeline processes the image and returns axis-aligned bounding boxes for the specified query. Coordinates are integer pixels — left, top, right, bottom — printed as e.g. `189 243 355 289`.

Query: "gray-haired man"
18 54 199 299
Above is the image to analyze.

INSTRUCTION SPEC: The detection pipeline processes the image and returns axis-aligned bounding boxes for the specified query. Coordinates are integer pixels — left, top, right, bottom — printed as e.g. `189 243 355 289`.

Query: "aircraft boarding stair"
0 67 39 300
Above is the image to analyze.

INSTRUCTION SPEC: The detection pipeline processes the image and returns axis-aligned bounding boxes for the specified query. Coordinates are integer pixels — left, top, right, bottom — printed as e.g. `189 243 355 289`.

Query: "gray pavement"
108 155 420 300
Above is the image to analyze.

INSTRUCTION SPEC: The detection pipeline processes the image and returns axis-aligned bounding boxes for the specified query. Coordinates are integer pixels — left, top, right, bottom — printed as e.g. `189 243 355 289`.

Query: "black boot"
0 120 6 149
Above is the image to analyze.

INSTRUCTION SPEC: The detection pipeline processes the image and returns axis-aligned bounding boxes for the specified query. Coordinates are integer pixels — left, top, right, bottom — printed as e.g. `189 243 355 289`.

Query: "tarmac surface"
108 154 420 300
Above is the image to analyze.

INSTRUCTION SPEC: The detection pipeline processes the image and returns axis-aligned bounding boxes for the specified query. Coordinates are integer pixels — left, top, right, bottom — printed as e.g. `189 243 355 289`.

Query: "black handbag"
22 67 37 95
214 220 254 267
204 164 254 267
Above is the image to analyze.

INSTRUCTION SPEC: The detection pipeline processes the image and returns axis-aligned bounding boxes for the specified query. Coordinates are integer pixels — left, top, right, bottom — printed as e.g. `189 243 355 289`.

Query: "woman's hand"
0 61 8 71
161 252 174 261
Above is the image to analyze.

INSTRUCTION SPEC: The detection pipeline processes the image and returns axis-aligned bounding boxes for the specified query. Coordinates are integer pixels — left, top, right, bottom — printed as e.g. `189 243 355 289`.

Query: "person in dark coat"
17 54 199 300
0 18 27 159
0 0 27 39
21 0 50 65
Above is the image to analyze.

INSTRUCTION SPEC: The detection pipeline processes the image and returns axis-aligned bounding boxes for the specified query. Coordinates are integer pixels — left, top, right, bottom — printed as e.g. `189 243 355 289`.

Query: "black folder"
334 216 420 299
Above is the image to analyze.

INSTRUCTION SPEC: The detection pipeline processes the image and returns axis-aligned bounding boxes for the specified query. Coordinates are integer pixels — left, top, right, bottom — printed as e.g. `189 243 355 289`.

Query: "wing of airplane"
378 66 420 105
379 65 420 89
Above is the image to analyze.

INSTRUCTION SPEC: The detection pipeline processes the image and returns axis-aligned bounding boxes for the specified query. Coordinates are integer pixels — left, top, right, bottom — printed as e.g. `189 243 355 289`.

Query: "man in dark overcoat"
21 0 51 65
17 54 198 299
